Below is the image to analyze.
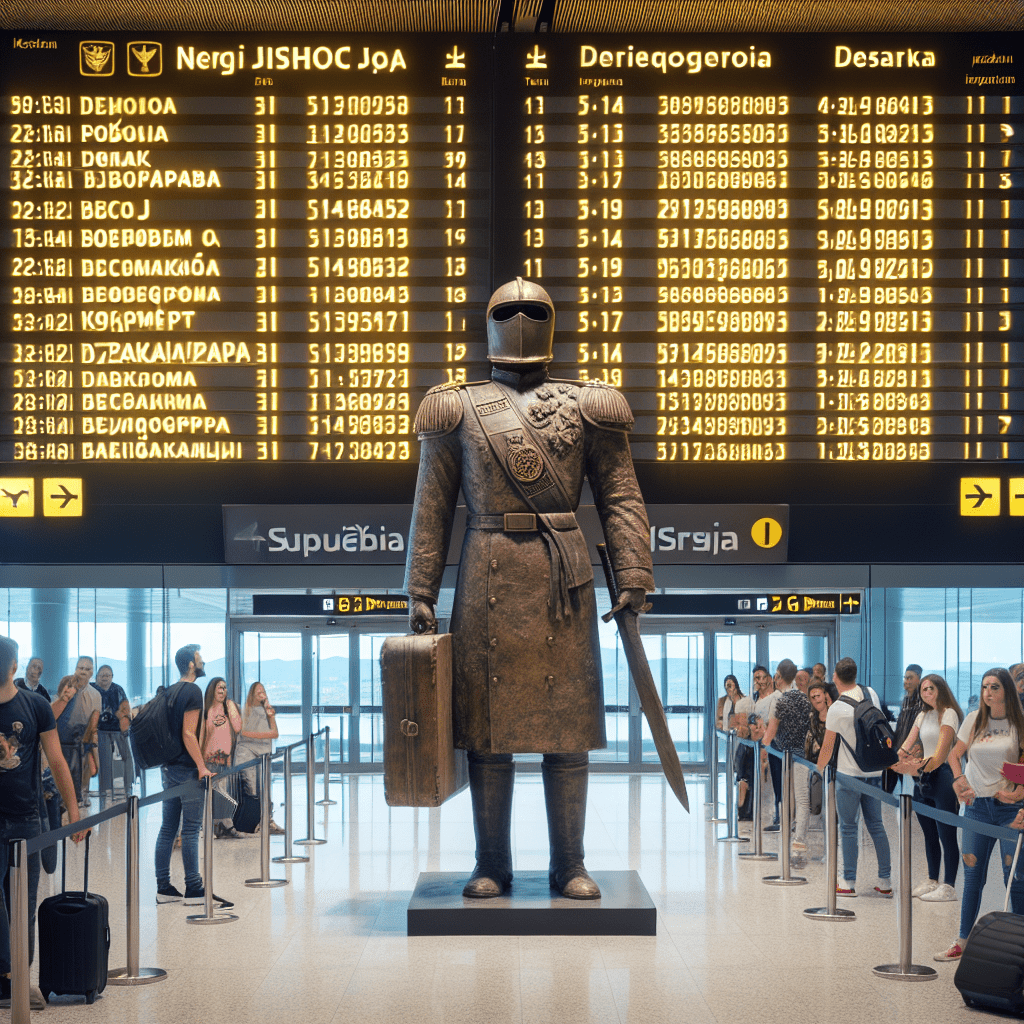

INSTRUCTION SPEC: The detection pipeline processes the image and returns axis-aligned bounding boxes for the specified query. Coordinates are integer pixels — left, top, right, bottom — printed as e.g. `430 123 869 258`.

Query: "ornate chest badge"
504 433 544 482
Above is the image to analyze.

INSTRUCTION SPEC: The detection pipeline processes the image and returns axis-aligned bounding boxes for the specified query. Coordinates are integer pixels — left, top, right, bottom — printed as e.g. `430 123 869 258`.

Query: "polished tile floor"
8 772 1012 1023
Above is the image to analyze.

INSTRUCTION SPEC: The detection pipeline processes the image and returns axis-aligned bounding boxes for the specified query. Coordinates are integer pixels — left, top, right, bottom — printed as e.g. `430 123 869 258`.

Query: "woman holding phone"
934 668 1024 962
233 681 283 835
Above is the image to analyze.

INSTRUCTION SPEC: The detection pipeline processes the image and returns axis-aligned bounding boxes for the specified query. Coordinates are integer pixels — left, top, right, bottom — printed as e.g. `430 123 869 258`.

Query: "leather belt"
468 512 578 533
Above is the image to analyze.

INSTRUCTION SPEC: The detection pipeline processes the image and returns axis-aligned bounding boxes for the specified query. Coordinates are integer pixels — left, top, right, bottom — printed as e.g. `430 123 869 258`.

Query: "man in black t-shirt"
0 636 83 1009
153 644 232 909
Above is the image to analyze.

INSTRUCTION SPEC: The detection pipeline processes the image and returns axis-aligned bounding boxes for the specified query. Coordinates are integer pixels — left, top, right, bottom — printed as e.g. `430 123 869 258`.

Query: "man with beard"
405 278 653 900
152 644 231 908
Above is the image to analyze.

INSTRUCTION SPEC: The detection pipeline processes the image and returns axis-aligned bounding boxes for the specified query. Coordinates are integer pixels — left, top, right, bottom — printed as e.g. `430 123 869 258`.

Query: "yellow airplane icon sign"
1010 479 1024 517
42 478 83 517
960 478 1000 517
0 478 35 517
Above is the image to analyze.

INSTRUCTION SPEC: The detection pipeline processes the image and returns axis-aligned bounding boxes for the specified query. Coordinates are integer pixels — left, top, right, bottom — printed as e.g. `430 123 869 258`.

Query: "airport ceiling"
1 0 1023 32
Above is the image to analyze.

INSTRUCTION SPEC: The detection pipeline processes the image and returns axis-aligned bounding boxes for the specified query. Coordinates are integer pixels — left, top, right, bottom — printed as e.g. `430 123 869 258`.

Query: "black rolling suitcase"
955 831 1024 1015
37 834 110 1005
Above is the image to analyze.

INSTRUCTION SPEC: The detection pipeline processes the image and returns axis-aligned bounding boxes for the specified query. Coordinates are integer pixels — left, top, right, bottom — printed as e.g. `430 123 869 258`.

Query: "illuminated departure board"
2 33 491 465
492 34 1023 464
1 30 1022 472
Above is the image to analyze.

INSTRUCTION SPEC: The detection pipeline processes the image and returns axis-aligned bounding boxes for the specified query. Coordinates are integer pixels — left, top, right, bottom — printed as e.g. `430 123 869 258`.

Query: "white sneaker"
920 883 957 902
912 879 939 898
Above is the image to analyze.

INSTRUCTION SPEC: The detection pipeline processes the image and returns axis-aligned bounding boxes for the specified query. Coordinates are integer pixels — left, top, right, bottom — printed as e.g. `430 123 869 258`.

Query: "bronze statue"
405 278 653 899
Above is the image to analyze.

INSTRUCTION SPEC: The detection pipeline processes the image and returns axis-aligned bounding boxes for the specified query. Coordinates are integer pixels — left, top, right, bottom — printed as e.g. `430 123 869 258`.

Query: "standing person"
0 636 85 1011
895 673 963 902
153 644 232 908
934 668 1024 963
51 661 100 808
405 278 655 900
233 682 284 835
815 656 892 898
200 677 243 839
1011 663 1024 698
812 663 827 683
801 680 836 852
92 664 133 798
15 658 48 702
716 675 743 731
894 663 925 757
735 713 766 822
794 668 811 695
761 659 811 841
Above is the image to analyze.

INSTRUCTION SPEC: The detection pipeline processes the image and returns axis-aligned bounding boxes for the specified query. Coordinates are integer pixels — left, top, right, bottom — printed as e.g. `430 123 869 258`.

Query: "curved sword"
597 543 689 811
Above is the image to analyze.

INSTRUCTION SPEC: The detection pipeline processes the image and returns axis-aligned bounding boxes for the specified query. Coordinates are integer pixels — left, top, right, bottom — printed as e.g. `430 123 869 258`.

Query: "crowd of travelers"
717 656 1024 964
0 636 282 1009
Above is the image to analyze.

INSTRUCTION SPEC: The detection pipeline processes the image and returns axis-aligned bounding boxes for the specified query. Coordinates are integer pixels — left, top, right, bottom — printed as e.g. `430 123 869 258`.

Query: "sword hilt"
597 543 619 623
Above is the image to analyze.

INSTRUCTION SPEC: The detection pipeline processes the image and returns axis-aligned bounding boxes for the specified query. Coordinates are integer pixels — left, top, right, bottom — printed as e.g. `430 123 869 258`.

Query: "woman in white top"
233 682 284 835
895 673 962 901
934 668 1024 963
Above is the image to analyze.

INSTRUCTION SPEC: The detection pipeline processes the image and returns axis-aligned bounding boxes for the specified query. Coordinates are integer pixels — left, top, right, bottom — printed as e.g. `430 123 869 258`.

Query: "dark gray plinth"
407 870 656 936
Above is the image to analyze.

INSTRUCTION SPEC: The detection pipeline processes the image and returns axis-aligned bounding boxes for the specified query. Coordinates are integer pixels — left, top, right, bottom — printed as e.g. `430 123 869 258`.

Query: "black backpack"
128 680 189 772
838 687 899 772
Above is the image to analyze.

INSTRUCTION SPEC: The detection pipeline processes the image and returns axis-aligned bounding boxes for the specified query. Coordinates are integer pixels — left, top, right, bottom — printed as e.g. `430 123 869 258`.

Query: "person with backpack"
814 656 893 898
152 644 233 909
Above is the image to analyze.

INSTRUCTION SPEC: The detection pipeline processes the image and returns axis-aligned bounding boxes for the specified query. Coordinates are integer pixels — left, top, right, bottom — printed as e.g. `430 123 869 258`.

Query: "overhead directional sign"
1010 480 1024 518
960 478 1001 517
42 479 83 518
0 478 34 518
647 593 862 616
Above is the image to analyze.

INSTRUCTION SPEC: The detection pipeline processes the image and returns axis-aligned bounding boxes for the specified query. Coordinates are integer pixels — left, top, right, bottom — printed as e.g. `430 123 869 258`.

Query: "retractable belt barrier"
7 727 334 1024
715 727 1024 985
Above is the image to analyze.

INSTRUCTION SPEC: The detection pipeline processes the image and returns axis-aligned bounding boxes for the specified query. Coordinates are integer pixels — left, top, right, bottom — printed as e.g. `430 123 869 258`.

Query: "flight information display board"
492 34 1022 463
2 33 491 465
0 30 1022 470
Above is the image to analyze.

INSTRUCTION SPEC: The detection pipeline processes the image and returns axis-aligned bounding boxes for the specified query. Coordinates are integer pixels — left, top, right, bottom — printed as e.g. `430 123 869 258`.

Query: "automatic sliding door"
641 632 707 764
237 631 304 747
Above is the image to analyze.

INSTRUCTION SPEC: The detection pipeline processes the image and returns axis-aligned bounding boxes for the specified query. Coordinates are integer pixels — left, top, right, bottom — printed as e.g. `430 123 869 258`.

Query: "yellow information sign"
1010 480 1024 518
960 478 1001 517
0 478 35 517
42 479 83 517
751 517 784 549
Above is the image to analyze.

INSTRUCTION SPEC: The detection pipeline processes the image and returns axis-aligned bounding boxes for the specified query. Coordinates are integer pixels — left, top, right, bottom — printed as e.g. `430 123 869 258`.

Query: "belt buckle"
504 512 536 531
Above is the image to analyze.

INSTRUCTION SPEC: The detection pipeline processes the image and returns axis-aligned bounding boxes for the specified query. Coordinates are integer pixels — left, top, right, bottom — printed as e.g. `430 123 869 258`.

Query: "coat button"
492 676 499 684
545 675 555 687
490 559 499 570
490 638 498 647
546 636 555 647
488 597 497 607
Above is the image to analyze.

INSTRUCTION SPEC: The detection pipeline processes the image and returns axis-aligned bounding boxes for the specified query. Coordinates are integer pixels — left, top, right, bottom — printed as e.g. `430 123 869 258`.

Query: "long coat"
404 374 653 754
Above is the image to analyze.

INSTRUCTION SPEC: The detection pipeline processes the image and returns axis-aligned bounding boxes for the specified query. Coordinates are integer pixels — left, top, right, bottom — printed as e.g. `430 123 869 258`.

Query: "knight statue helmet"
486 277 555 365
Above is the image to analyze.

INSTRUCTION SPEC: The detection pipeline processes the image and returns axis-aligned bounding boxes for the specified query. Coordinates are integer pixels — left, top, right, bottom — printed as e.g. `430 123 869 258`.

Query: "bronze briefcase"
380 632 469 807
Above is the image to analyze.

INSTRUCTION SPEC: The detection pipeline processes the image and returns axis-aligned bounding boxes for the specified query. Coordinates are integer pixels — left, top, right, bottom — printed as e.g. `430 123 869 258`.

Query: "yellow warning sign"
0 479 35 517
960 478 1000 517
1010 479 1024 517
42 478 83 517
751 517 783 549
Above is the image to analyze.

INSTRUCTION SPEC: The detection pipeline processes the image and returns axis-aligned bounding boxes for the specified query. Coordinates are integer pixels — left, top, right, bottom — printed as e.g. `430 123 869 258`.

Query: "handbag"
808 770 823 816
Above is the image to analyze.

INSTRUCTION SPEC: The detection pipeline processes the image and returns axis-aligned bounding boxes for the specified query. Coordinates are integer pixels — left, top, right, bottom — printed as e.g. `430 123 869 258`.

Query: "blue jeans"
0 813 42 975
836 776 891 884
958 797 1024 940
154 765 203 892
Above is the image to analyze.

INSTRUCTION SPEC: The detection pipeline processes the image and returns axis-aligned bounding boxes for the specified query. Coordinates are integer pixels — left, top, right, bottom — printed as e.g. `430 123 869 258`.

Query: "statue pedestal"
407 870 656 936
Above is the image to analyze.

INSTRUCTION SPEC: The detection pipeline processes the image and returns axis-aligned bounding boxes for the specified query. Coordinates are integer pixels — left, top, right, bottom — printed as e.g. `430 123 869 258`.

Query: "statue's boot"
543 753 601 899
462 752 515 898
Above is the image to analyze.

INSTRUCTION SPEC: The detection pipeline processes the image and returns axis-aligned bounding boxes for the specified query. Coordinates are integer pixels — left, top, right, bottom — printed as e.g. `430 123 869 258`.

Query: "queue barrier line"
8 729 333 1024
715 728 1022 983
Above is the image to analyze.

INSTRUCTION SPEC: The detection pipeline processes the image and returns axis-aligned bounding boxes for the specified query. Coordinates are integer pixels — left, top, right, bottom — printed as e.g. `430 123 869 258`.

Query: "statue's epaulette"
578 380 634 431
414 383 465 437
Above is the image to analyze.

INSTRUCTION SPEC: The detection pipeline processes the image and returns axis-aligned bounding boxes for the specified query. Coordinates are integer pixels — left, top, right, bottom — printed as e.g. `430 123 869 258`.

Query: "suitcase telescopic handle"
1006 832 1024 914
60 831 91 898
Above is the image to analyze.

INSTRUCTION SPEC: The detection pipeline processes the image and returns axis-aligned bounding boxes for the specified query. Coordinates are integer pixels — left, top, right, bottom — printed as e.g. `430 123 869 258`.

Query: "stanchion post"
706 726 723 820
295 733 327 846
873 786 937 980
109 795 168 983
739 740 776 862
764 749 807 885
246 753 287 888
187 776 237 925
718 730 748 844
273 745 309 864
10 839 30 1024
317 725 337 806
804 764 856 921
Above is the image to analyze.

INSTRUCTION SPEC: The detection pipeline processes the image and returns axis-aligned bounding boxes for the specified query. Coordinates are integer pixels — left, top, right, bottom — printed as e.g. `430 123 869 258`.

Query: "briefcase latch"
400 718 419 737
